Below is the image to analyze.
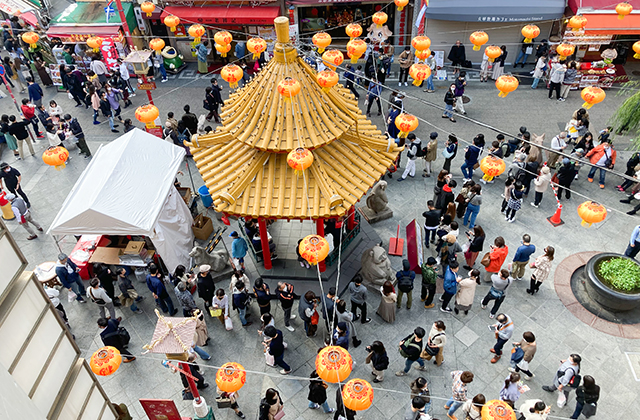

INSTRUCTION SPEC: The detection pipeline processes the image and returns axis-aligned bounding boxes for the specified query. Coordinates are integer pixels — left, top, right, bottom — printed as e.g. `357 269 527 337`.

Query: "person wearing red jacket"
20 98 44 138
483 236 509 283
585 141 616 188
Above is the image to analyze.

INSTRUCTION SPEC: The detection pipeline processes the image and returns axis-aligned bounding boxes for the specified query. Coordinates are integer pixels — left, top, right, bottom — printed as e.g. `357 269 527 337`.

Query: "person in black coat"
443 84 457 122
570 375 599 419
440 179 457 217
208 78 223 123
181 104 198 136
197 265 215 311
94 263 119 306
263 325 291 374
557 158 576 200
366 340 389 383
334 384 356 420
422 200 441 246
98 317 135 362
307 370 334 413
447 40 466 74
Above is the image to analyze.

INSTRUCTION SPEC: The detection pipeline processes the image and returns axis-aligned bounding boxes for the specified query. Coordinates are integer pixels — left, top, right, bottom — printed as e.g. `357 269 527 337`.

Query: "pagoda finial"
274 16 290 44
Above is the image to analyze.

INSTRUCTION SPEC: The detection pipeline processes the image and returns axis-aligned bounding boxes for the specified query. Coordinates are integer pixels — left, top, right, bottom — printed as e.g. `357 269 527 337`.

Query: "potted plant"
585 252 640 312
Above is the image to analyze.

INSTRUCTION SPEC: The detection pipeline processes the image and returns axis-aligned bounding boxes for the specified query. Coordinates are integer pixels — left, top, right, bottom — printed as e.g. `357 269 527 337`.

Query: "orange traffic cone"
547 204 564 227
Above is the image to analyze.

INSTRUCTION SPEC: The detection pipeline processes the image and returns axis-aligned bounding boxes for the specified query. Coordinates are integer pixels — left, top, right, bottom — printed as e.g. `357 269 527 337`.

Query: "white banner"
0 0 35 16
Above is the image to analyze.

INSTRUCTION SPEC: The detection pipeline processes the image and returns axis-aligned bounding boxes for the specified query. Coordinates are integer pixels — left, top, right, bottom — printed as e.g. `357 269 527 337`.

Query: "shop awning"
46 25 121 38
568 0 640 34
288 0 384 4
425 0 565 22
161 6 281 26
581 13 640 34
50 2 138 34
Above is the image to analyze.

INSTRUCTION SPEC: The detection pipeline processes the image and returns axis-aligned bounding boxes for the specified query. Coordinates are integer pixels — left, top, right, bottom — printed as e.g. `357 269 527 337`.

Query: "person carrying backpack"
543 354 581 408
440 261 460 313
396 327 426 376
398 133 423 182
396 259 415 309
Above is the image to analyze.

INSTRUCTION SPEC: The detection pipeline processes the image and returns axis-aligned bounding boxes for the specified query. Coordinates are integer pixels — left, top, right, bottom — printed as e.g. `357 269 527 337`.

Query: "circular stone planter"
585 252 640 312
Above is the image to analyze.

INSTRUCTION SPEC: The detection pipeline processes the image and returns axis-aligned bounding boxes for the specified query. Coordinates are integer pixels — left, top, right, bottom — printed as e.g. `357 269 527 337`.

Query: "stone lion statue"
360 243 395 286
366 181 389 214
189 246 229 273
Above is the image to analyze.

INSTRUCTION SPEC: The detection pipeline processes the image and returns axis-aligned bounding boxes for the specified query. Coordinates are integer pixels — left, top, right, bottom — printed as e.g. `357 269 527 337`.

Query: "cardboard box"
124 241 145 255
177 187 192 205
192 214 214 240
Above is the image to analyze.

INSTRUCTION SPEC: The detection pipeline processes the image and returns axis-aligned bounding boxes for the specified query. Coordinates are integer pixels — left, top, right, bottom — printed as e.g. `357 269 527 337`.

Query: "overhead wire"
294 41 639 184
295 47 636 220
77 348 587 420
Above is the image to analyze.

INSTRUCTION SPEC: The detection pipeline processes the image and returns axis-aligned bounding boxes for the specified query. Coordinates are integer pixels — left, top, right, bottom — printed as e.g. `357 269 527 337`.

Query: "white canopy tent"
48 128 194 272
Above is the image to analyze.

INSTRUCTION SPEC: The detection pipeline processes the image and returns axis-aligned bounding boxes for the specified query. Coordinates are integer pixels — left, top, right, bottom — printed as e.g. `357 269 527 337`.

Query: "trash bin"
135 268 147 283
199 185 213 208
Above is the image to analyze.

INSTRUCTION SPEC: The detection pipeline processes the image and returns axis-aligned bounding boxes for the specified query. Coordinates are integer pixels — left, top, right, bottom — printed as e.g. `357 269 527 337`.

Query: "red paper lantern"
484 45 502 62
347 39 367 64
316 70 339 92
521 25 540 43
188 24 206 44
312 32 332 53
221 64 244 89
164 15 180 32
342 379 374 411
141 1 155 17
247 37 267 60
322 49 344 70
215 43 231 58
216 362 246 392
411 36 431 52
315 345 353 383
345 23 363 40
495 75 519 98
299 235 330 265
149 38 165 52
480 155 506 177
409 63 431 86
395 0 409 12
395 113 419 138
581 86 606 109
287 148 314 175
42 146 69 171
469 31 489 51
90 346 122 376
568 15 588 30
277 77 301 101
372 12 388 28
616 2 633 19
214 31 233 46
482 399 516 420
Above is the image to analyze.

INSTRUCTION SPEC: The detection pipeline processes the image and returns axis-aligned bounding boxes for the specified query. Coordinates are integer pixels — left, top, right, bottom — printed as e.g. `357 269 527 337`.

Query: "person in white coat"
531 53 548 89
531 166 552 207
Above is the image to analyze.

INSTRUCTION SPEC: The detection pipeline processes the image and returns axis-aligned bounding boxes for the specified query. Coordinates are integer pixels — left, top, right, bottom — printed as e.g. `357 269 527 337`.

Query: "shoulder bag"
582 402 597 418
273 407 285 420
480 252 491 267
423 333 444 356
216 395 232 408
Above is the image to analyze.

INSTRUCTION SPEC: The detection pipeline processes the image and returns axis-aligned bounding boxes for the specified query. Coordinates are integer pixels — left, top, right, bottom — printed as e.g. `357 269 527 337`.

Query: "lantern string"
81 349 583 420
295 47 639 219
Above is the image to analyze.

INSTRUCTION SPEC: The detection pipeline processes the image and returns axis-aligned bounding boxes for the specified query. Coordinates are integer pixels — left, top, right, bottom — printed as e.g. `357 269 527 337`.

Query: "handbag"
265 349 275 366
216 395 232 408
273 408 285 420
423 343 439 356
473 162 480 170
510 347 525 364
225 317 233 331
210 307 222 317
310 310 319 325
67 290 77 302
480 252 491 267
182 389 194 400
442 148 454 159
582 402 597 418
556 392 567 408
525 46 534 55
365 352 373 364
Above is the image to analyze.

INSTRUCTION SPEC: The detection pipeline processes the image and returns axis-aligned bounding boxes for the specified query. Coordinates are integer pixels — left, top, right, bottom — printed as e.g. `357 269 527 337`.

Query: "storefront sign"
0 0 32 16
100 37 119 71
139 399 181 420
137 81 156 90
53 31 125 45
49 64 63 86
145 126 164 138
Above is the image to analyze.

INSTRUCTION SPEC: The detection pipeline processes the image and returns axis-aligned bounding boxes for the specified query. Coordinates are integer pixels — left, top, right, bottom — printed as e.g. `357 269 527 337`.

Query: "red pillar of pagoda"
258 218 272 270
347 206 356 231
316 218 326 273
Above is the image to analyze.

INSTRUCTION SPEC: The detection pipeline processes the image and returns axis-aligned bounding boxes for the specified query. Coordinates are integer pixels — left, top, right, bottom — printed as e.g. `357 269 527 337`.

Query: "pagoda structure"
188 16 401 271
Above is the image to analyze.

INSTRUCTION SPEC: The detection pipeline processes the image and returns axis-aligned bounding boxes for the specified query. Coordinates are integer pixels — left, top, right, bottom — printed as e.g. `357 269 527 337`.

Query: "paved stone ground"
2 57 640 420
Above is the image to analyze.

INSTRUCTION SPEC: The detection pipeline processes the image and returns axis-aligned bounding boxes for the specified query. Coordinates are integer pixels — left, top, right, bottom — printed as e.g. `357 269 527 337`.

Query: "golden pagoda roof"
187 16 401 220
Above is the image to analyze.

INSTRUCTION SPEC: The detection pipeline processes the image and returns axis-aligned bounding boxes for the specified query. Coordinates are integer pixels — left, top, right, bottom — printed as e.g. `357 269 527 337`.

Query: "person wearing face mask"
586 140 616 188
443 84 456 122
105 84 125 126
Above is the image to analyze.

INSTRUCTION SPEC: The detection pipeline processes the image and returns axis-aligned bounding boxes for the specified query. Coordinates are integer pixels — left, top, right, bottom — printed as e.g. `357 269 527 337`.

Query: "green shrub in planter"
598 257 640 292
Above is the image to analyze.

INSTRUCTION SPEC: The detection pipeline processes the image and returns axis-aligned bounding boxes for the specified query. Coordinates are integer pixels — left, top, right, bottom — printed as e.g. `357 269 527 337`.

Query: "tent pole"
184 157 198 197
53 235 63 254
